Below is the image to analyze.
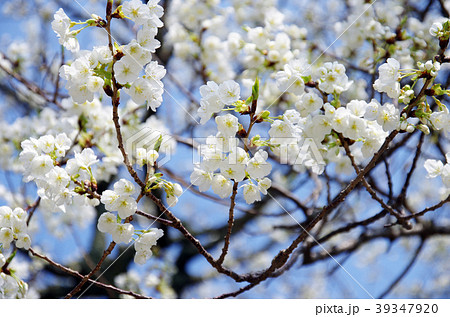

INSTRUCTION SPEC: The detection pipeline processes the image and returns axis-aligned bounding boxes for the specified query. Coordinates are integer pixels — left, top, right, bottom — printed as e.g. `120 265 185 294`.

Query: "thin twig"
317 209 387 244
217 181 238 265
64 241 116 298
338 133 411 229
378 239 425 299
383 158 393 201
396 133 424 208
29 248 151 299
26 197 41 226
401 197 450 220
214 282 258 299
135 209 174 226
0 58 64 109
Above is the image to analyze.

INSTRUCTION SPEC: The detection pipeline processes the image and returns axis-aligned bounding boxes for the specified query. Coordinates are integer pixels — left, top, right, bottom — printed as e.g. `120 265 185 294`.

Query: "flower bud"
406 125 415 133
417 124 430 135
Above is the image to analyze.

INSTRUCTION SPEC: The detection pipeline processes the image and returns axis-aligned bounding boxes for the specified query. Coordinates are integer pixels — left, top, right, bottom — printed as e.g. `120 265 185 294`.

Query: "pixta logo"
125 127 175 170
192 136 324 170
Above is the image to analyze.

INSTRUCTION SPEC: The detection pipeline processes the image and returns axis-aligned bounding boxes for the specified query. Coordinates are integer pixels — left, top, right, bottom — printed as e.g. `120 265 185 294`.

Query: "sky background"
0 0 449 299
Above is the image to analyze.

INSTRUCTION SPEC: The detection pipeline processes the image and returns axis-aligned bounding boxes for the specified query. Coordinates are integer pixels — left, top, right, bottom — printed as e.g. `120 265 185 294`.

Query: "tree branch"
378 239 426 299
29 248 151 299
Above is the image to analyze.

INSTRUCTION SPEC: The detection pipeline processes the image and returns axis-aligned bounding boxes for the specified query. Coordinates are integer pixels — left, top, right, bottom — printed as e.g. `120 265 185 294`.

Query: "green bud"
432 84 444 96
112 5 125 19
235 100 250 113
74 187 85 194
86 19 97 26
252 77 259 100
417 124 430 135
153 135 163 152
259 110 270 120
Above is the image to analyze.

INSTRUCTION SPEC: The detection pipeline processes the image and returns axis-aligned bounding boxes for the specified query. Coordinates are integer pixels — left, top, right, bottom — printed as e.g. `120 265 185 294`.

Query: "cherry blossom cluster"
191 142 272 204
198 80 241 124
19 135 100 213
314 61 353 95
134 228 164 265
55 0 166 111
97 178 165 265
0 207 30 298
429 20 450 39
192 80 274 204
100 179 138 220
98 188 135 244
2 0 450 299
373 58 401 99
0 206 31 250
165 0 307 86
192 45 450 190
425 153 450 198
0 270 28 299
51 8 81 53
177 1 441 181
275 59 311 95
114 0 166 111
268 109 326 174
58 47 111 104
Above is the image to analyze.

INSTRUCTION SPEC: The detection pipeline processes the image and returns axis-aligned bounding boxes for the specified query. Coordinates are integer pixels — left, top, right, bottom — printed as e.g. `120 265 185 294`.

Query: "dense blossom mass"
0 0 450 299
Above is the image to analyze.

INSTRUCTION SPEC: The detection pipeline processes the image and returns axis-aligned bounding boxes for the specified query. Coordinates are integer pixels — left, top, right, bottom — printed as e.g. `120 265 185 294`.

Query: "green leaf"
301 75 311 83
153 135 163 152
252 77 259 100
94 67 112 80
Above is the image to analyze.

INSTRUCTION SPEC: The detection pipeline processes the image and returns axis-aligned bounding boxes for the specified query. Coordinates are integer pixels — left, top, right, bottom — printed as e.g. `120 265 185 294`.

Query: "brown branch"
135 209 174 226
143 190 246 282
69 226 115 298
28 248 151 299
270 183 310 216
383 158 393 201
308 222 450 264
401 196 450 220
26 197 41 226
317 209 387 244
249 128 402 282
273 219 450 280
105 0 145 190
338 133 412 229
378 239 425 299
396 133 424 208
216 181 238 265
64 241 116 298
214 282 258 299
0 58 64 109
